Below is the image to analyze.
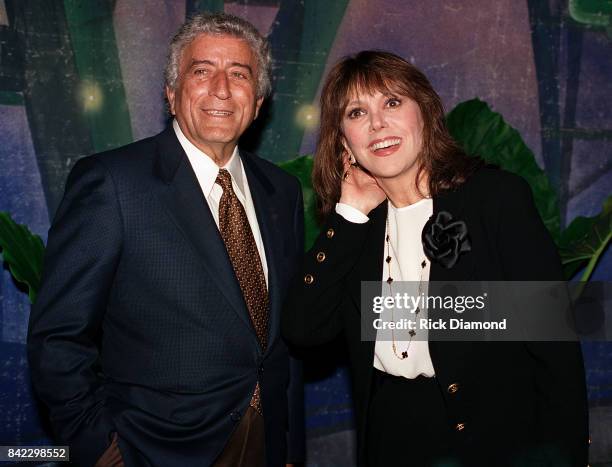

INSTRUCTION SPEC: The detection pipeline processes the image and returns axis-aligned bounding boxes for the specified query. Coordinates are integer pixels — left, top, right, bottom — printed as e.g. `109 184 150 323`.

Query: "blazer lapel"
347 190 475 307
347 202 386 417
428 186 476 365
240 151 286 352
429 186 474 282
154 128 258 344
348 201 387 312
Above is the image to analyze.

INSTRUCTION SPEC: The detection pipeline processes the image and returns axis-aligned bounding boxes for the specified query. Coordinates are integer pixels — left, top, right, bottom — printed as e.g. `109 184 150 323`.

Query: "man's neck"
192 141 237 167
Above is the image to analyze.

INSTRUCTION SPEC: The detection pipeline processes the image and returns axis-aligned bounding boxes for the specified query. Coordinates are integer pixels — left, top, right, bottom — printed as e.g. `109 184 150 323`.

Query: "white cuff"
335 203 369 224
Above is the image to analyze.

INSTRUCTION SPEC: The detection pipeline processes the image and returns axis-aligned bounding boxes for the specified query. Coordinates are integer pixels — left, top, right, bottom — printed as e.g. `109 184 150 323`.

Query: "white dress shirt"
173 120 269 286
335 200 435 378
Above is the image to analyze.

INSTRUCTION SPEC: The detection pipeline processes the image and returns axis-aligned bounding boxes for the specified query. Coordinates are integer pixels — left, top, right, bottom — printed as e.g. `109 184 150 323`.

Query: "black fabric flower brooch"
422 211 471 269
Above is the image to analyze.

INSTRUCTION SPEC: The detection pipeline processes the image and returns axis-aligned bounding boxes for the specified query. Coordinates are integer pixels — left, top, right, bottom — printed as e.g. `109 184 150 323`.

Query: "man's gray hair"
165 12 272 99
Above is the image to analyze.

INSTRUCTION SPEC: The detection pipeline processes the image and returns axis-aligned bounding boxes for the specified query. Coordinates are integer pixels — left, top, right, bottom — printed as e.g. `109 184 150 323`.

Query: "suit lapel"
154 128 258 345
240 151 285 352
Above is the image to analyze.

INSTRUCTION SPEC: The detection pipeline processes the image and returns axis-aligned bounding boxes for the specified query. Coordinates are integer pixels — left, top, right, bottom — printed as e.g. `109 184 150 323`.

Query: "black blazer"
283 167 588 466
28 127 305 467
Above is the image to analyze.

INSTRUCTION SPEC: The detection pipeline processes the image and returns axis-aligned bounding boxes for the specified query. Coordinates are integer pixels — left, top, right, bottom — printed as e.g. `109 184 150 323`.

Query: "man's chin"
194 130 237 145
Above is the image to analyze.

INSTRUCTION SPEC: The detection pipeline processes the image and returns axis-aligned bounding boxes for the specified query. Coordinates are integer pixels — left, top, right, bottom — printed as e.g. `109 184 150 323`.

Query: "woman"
282 51 588 466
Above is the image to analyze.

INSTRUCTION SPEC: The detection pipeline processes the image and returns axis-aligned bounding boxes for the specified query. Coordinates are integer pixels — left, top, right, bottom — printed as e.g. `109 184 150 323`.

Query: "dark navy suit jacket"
28 127 305 466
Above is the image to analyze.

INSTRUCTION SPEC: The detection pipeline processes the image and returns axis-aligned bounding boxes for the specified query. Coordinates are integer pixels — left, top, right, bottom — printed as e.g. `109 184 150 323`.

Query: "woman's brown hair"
313 50 482 220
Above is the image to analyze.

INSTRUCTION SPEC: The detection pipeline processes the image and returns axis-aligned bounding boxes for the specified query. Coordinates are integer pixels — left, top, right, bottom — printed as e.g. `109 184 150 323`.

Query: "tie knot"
216 168 232 191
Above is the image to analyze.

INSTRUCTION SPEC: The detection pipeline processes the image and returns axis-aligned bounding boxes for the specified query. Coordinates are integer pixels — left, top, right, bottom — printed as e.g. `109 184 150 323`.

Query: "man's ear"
254 96 264 120
165 85 176 115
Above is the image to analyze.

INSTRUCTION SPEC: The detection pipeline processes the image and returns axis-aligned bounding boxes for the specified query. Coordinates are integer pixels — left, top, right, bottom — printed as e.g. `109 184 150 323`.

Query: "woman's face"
340 89 424 182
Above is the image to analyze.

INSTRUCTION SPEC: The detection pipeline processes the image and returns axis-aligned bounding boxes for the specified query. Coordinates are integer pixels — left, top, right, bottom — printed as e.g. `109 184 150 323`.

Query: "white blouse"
373 199 435 378
335 199 436 379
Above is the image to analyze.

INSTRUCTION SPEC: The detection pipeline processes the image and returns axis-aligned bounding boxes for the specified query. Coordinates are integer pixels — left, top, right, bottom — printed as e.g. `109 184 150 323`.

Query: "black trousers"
366 369 463 467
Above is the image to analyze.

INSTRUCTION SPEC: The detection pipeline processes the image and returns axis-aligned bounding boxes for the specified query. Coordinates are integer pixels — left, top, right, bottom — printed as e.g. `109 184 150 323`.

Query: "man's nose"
209 72 231 100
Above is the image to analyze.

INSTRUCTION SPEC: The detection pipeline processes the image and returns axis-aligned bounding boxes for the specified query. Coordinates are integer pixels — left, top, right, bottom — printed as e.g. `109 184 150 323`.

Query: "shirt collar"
173 119 246 200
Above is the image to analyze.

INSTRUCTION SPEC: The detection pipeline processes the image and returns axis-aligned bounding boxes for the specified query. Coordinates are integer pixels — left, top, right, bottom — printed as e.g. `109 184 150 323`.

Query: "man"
28 12 304 467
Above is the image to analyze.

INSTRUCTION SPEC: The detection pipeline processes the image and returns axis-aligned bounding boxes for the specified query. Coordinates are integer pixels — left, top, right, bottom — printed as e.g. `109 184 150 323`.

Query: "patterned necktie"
216 168 268 414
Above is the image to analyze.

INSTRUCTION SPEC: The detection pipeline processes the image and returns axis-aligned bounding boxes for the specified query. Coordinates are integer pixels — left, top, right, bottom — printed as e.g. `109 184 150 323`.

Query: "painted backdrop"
1 0 611 465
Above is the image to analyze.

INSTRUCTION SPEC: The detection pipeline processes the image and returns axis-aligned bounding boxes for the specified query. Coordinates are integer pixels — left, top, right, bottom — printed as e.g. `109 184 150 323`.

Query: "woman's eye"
387 98 401 108
347 108 365 119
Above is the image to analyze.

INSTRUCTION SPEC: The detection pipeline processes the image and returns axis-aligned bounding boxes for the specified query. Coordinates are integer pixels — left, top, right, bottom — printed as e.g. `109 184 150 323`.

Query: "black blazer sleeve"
27 157 120 466
282 211 370 347
496 173 589 465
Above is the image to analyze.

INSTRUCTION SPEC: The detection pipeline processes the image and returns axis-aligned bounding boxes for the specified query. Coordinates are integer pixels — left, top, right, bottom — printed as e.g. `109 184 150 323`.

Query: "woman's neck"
377 171 430 208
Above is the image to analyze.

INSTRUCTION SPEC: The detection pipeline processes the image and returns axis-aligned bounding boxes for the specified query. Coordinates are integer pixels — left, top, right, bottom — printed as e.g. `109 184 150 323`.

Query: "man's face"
166 34 263 161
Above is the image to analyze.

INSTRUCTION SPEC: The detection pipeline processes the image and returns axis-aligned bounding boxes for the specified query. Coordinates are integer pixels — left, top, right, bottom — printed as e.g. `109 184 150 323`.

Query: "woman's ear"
341 137 355 164
340 136 348 152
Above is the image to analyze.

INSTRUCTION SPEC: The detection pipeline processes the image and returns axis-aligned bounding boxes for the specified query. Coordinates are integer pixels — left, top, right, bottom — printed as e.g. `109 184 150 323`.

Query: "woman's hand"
339 152 386 215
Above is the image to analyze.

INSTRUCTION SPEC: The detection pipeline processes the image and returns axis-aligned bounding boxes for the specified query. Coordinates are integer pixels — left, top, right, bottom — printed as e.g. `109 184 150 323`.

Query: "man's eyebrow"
189 59 253 75
229 62 253 74
189 59 215 68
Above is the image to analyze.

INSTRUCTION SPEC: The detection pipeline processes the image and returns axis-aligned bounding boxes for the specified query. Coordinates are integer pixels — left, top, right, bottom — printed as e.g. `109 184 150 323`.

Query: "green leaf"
277 155 320 250
446 98 561 242
559 196 612 281
0 212 45 303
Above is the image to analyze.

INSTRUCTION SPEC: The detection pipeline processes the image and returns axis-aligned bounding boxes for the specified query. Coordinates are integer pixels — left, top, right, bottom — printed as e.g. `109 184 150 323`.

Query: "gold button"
326 228 335 238
316 252 326 262
447 383 459 394
455 422 466 432
304 274 314 285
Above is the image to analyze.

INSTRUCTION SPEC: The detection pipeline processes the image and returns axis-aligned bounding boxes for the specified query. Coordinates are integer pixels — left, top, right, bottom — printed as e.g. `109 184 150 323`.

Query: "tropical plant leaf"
278 155 319 250
559 196 612 281
446 98 561 243
0 211 45 303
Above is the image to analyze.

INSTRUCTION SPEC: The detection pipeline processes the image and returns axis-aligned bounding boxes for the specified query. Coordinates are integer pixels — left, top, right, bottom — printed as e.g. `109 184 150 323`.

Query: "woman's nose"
369 110 387 132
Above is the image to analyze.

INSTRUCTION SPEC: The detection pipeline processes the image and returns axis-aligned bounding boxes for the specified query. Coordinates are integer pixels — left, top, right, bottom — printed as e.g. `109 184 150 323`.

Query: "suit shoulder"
88 135 158 170
68 134 160 191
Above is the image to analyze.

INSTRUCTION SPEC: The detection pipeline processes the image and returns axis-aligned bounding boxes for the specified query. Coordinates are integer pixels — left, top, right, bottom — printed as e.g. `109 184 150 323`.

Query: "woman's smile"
368 136 403 157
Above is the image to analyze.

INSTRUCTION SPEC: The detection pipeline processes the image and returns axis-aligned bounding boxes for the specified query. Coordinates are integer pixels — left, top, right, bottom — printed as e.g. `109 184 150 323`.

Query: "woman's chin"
369 167 411 182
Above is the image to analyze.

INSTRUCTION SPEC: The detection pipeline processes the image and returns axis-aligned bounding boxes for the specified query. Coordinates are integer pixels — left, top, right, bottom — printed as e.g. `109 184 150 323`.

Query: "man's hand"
94 433 124 467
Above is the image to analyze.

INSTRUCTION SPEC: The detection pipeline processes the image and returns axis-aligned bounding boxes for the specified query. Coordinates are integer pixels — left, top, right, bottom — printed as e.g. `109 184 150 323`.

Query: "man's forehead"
181 33 255 63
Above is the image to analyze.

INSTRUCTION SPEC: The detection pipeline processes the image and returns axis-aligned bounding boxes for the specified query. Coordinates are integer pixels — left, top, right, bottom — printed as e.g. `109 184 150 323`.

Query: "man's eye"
232 71 247 79
347 108 364 119
194 68 209 76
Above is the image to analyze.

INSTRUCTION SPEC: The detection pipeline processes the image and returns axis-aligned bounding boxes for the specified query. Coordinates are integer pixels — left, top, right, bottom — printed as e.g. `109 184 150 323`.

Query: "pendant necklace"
385 212 428 360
